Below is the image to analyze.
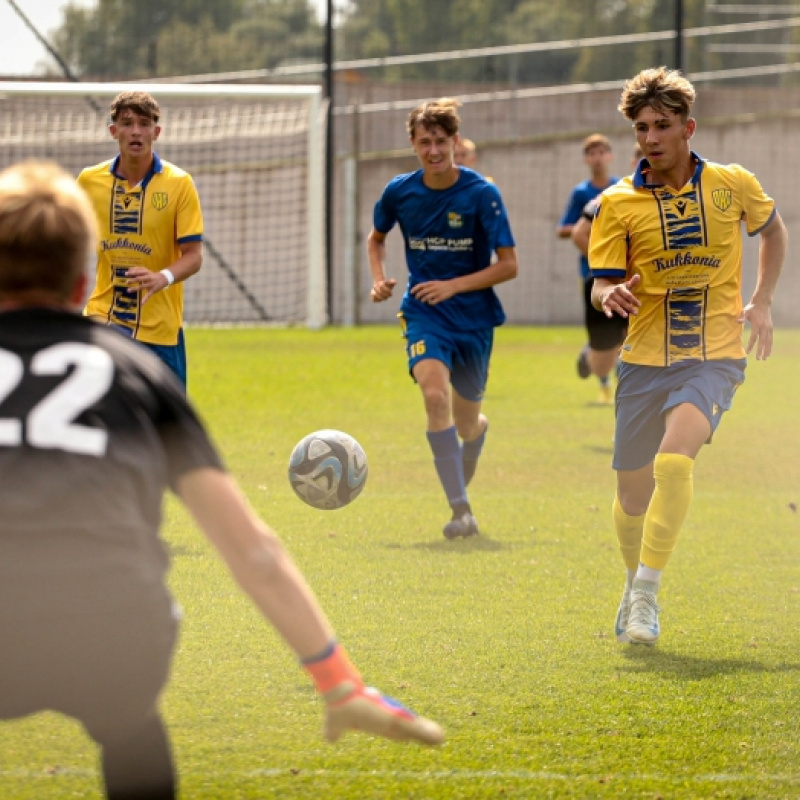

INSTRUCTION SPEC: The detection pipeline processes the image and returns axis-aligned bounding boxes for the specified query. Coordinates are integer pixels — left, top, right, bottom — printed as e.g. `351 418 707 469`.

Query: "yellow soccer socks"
613 493 646 575
639 452 694 571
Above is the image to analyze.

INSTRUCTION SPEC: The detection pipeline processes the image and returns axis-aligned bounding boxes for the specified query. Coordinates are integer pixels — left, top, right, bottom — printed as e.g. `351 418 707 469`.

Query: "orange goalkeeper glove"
303 642 444 746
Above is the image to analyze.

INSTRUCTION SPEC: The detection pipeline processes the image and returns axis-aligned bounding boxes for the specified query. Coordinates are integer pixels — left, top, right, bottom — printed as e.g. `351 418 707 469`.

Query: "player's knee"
617 480 653 517
421 385 450 418
454 414 484 442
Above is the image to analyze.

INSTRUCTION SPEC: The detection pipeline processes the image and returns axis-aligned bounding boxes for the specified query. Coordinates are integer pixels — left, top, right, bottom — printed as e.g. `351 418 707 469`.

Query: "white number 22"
0 343 114 456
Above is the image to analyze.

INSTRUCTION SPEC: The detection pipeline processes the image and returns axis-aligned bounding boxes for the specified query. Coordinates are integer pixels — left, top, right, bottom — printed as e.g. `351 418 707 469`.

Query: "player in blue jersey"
571 144 643 261
367 98 518 540
589 67 788 645
557 134 624 404
0 161 443 799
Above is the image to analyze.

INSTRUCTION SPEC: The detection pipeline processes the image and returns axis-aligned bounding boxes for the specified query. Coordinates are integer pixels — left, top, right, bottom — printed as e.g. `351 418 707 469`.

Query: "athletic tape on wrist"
302 643 362 694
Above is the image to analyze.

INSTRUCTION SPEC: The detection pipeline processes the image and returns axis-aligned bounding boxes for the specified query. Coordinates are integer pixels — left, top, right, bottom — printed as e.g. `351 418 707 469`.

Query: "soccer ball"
288 429 368 510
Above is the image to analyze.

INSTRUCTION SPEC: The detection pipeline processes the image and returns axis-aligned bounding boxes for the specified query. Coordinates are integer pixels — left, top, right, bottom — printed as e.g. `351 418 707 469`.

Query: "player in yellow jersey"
78 91 203 388
589 67 788 645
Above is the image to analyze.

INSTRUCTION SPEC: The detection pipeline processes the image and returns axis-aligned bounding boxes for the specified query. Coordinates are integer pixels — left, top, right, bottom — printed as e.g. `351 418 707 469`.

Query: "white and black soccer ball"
288 429 368 510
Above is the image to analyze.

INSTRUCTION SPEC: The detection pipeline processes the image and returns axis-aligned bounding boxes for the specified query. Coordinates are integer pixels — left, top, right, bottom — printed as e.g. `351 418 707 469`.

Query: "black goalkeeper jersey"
0 308 224 615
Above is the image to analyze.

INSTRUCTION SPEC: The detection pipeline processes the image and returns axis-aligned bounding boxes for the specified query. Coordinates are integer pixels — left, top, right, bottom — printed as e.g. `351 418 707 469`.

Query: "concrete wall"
330 86 800 326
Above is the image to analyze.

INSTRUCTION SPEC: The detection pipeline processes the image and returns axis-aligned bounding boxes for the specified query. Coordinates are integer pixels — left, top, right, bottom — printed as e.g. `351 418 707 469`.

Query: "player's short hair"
458 138 476 155
618 66 696 122
582 133 611 154
407 97 461 139
110 90 161 123
0 161 97 300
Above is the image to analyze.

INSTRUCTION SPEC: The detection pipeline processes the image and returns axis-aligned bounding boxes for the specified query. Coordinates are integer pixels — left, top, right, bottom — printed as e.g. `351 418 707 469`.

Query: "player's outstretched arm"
177 467 444 746
740 212 788 361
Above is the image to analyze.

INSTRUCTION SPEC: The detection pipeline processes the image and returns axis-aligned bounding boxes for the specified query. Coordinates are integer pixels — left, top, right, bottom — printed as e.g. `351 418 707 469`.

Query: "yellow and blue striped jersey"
79 154 203 345
589 154 775 366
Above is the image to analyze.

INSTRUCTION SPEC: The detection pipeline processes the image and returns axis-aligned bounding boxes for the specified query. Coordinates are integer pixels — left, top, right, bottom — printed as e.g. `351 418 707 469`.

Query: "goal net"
0 82 326 328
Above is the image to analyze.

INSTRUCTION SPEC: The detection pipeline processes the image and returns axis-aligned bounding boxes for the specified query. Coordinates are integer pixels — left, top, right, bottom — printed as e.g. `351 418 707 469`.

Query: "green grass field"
2 325 800 799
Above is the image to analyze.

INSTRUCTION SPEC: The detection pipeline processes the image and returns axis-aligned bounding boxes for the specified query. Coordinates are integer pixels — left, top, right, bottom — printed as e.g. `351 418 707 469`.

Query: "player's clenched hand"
370 278 397 303
322 682 445 745
125 267 170 305
600 274 641 319
740 301 774 360
410 280 455 305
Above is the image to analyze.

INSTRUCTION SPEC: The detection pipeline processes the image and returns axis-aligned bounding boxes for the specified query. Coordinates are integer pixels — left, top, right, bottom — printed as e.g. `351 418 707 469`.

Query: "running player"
367 98 518 539
590 67 788 645
557 133 621 403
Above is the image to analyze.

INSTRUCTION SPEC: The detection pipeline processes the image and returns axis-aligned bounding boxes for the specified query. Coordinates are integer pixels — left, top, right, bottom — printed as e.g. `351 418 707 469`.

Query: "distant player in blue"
557 133 623 404
367 98 518 540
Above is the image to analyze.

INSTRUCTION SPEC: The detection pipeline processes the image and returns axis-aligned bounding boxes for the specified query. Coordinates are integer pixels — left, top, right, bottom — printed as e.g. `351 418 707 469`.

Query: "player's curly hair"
407 97 462 139
0 161 97 301
618 67 696 122
110 91 161 123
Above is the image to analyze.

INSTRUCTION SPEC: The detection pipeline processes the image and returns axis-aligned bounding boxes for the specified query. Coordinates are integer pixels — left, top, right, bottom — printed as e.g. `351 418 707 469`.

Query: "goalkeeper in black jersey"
0 161 443 800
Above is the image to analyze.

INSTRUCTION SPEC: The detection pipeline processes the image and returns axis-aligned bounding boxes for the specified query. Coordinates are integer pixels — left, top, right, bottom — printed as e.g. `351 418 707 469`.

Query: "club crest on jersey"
447 211 463 228
711 188 732 212
151 192 169 211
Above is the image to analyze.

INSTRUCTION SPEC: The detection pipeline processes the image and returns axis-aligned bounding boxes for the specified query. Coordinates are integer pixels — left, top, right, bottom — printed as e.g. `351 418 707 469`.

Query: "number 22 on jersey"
0 343 114 456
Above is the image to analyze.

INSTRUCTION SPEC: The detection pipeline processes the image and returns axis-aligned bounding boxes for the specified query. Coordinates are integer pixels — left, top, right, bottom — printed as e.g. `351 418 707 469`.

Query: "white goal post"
0 81 327 328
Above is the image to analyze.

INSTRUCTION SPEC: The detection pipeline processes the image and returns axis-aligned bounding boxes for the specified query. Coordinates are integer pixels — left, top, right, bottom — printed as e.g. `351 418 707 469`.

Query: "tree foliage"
45 0 797 85
49 0 322 79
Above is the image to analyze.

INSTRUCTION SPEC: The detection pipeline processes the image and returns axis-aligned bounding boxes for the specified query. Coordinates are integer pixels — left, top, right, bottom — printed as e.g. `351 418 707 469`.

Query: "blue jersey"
559 177 618 280
373 166 516 331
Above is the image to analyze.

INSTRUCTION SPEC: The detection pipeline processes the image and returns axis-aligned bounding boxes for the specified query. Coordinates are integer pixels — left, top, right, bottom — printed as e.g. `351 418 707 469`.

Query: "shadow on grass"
620 646 800 679
386 535 508 553
583 444 614 455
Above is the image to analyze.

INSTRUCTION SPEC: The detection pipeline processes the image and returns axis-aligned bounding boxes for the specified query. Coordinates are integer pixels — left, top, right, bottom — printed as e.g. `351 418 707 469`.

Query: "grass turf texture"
2 325 800 799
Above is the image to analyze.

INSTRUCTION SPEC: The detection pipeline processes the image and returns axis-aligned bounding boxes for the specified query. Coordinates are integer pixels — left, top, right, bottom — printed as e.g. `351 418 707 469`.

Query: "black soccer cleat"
576 345 591 379
443 512 479 540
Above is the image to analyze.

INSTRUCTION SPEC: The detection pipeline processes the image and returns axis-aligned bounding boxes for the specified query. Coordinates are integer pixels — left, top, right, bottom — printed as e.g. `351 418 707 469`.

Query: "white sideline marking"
245 769 800 783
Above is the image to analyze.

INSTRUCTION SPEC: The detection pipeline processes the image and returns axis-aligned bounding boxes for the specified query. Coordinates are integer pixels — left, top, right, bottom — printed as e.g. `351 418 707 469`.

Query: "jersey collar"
109 152 164 191
633 150 705 189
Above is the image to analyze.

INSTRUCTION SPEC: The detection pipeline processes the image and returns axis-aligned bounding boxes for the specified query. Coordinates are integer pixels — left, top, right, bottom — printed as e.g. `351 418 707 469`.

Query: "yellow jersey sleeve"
588 182 631 280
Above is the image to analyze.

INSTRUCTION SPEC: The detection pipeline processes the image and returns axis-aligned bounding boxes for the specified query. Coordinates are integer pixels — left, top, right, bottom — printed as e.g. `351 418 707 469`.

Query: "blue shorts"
613 359 746 471
145 328 187 389
110 325 187 389
398 313 494 403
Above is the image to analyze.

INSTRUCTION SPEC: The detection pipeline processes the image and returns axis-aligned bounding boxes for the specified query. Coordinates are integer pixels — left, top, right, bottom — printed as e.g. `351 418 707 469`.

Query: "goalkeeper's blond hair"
0 160 96 301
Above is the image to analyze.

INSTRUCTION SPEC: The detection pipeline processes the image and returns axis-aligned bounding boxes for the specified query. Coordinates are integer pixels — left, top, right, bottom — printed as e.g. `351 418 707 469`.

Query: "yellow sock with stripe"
612 493 645 578
640 453 694 571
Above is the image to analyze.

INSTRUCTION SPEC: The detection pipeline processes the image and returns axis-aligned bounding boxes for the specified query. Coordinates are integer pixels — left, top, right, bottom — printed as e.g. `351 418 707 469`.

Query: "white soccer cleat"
626 586 660 645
